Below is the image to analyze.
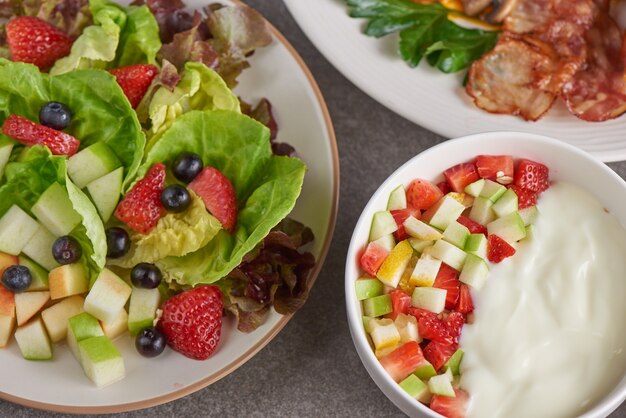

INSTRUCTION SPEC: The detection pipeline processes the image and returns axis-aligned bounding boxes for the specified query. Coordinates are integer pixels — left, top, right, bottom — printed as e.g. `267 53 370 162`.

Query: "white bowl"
345 132 626 418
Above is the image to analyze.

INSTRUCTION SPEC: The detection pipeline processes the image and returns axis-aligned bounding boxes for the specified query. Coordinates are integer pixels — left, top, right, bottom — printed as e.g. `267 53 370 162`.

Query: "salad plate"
284 0 626 163
0 0 338 413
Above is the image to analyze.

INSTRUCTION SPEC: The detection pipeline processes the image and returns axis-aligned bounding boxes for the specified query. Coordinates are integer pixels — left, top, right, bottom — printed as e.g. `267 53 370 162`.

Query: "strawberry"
2 114 79 156
387 290 412 320
514 159 549 193
433 263 460 309
456 284 474 315
360 242 388 276
509 185 537 209
444 311 465 344
457 215 487 235
379 341 426 382
417 314 453 345
437 181 451 194
189 166 238 232
443 162 480 193
487 234 516 263
430 389 470 418
6 17 73 71
423 340 457 371
406 179 443 210
158 285 223 360
407 306 437 322
115 163 166 234
475 155 514 182
391 206 420 241
109 64 159 108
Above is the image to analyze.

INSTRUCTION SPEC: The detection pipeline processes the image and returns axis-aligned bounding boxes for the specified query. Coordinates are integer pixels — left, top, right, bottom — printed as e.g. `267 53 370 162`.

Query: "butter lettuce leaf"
132 110 306 286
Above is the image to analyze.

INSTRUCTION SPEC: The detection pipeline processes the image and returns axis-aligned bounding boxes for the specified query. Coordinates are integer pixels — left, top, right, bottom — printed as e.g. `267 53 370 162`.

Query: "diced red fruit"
433 263 460 310
475 155 514 182
158 285 223 360
2 114 80 156
418 314 453 345
431 389 470 418
456 284 474 315
514 159 550 193
443 162 480 193
360 242 388 276
457 215 487 235
423 341 457 371
6 17 73 70
508 185 537 209
437 181 451 194
387 290 412 320
406 179 444 210
379 341 426 382
487 234 516 263
407 306 437 322
445 311 465 345
115 163 166 234
0 285 15 317
391 206 420 241
188 166 238 232
109 64 159 108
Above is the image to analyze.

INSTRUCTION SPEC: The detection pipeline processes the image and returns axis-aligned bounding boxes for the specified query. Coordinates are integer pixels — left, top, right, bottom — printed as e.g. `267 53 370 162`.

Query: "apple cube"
394 313 420 343
67 142 121 189
78 336 125 387
21 225 59 271
86 166 123 223
519 206 539 226
387 185 407 210
479 179 506 202
0 205 40 255
464 179 485 197
376 240 413 288
84 269 132 323
18 256 50 291
428 373 455 397
414 362 438 380
469 196 496 226
363 294 392 317
99 308 128 340
410 253 442 287
411 287 447 314
492 188 518 218
67 312 104 361
422 195 465 231
0 314 15 347
49 263 88 300
355 278 385 301
368 318 401 350
465 233 488 260
408 238 434 254
487 211 526 244
0 285 15 317
369 211 398 242
128 287 160 336
404 216 442 241
442 221 470 249
445 348 464 375
14 317 52 360
372 234 396 252
15 291 50 326
460 254 489 290
400 374 428 400
41 295 85 342
0 252 18 276
31 183 82 236
429 240 467 271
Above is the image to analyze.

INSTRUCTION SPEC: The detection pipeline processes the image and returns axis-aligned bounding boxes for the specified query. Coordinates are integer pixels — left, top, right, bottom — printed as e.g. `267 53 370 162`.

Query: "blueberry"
106 227 131 258
172 153 203 183
52 236 82 265
39 102 72 130
2 265 32 293
135 327 167 358
131 263 162 289
160 185 191 213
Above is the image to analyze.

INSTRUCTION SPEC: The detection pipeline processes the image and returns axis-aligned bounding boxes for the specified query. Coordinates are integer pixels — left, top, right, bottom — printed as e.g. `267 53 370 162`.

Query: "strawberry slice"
391 206 420 241
456 284 474 315
189 166 238 232
418 314 453 345
423 341 457 371
443 162 480 193
508 185 537 209
379 341 426 382
387 290 412 320
433 263 460 310
115 163 166 234
437 181 451 194
514 159 550 193
430 389 470 418
407 306 437 322
406 179 443 210
360 242 388 276
445 311 465 344
487 234 516 263
457 215 487 235
6 17 73 70
109 64 159 108
2 114 79 156
475 155 514 182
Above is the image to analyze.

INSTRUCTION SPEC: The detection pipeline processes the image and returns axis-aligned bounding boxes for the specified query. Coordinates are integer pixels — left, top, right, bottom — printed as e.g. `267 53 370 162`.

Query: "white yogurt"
460 182 626 418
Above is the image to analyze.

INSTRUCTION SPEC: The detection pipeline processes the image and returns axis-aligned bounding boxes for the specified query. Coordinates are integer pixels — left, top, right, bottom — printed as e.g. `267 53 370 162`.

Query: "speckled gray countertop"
1 1 626 417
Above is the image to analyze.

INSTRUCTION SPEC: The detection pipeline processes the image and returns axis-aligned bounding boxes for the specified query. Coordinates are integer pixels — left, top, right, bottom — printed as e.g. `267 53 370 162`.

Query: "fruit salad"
0 0 316 388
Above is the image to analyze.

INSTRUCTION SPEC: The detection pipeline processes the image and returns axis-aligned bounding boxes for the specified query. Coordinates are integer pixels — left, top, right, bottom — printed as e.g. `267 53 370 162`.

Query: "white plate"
284 0 626 162
0 1 339 413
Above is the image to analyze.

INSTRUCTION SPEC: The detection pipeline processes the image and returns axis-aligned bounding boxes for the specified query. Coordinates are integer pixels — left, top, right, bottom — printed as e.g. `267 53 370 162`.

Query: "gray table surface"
2 1 626 417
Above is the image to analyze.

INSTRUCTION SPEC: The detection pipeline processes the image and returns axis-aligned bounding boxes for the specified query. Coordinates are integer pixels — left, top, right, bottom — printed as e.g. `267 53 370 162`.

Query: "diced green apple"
464 179 485 197
369 211 398 242
414 362 437 380
376 240 413 288
410 253 442 287
429 240 467 271
49 263 88 300
41 295 85 342
487 211 526 244
445 348 464 375
31 183 82 236
67 142 122 189
408 238 434 254
404 217 442 241
428 373 455 397
78 336 125 387
355 278 385 300
85 167 123 222
387 185 407 210
15 291 50 326
422 195 466 231
368 318 401 350
465 233 488 260
459 253 489 290
19 256 49 291
128 287 160 336
479 179 507 202
14 317 52 360
492 188 518 218
411 287 447 314
84 269 132 323
0 314 15 347
525 225 535 241
99 308 128 340
469 196 496 226
394 313 420 343
400 374 428 399
363 294 393 318
21 226 59 271
67 312 104 361
519 206 539 226
0 205 40 255
0 140 13 181
442 221 470 249
372 234 396 252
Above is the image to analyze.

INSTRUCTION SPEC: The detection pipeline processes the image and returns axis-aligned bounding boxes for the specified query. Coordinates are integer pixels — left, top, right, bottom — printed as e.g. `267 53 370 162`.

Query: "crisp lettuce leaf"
0 146 105 279
0 59 145 189
130 110 306 286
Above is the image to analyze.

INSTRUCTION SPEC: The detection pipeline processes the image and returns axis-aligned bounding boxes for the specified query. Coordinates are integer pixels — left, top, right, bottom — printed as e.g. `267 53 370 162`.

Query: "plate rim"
0 2 340 414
